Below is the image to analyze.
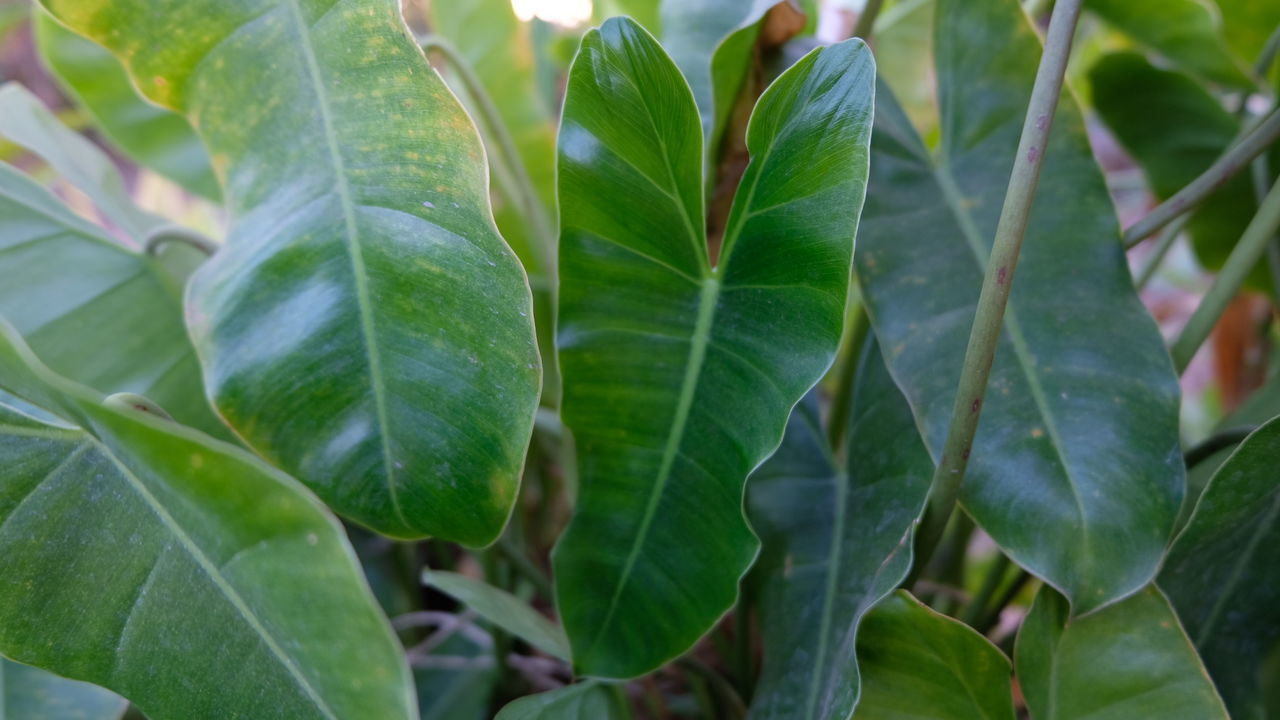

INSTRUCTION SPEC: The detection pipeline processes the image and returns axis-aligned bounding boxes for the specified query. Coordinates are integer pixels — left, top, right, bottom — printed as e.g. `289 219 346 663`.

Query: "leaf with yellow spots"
37 0 542 543
0 320 417 720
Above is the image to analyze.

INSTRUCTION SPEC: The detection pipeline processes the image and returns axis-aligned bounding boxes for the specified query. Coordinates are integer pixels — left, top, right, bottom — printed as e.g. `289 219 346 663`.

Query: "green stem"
975 569 1032 634
495 535 554 599
1135 214 1190 290
732 600 754 703
826 304 871 452
1123 108 1280 249
420 35 557 274
1255 23 1280 81
1184 426 1257 469
143 225 218 257
913 0 1085 572
852 0 886 39
959 553 1011 627
1171 178 1280 372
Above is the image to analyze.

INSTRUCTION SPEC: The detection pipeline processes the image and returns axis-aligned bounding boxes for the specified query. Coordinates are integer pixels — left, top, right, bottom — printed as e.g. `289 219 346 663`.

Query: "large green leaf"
0 324 416 720
33 11 220 201
0 162 227 439
1216 0 1280 70
422 569 569 659
1 659 126 719
855 0 1183 614
39 0 542 543
1015 586 1227 720
852 591 1015 720
428 0 557 275
658 0 777 160
552 18 873 678
1083 0 1251 88
1161 417 1280 720
747 343 933 720
495 682 629 720
1089 52 1266 288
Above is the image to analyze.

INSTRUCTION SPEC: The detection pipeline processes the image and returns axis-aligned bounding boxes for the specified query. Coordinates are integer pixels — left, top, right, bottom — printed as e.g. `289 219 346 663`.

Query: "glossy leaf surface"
852 591 1015 720
1084 0 1250 87
422 569 569 659
0 324 416 720
1089 52 1265 287
1 659 126 719
39 0 542 543
1161 417 1280 720
33 11 220 200
495 682 629 720
0 162 226 439
1016 586 1227 720
553 18 873 677
855 0 1183 614
747 343 932 720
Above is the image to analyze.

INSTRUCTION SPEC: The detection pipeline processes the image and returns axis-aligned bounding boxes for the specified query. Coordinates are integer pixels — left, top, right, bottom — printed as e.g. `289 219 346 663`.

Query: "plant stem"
1171 178 1280 372
419 35 557 274
1135 215 1190 290
495 535 554 599
143 225 218 257
826 304 870 452
959 553 1011 627
678 657 747 720
852 0 886 39
1255 23 1280 81
913 0 1085 572
975 569 1032 634
1184 426 1257 469
1123 108 1280 249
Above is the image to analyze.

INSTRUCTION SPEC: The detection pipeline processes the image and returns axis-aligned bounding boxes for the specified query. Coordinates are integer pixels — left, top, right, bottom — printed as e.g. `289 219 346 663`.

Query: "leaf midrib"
97 438 340 720
930 159 1091 546
282 0 406 530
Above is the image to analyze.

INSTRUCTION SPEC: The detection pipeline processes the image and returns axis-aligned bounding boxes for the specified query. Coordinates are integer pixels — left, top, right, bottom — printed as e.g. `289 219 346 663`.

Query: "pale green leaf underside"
422 569 569 660
1 658 126 720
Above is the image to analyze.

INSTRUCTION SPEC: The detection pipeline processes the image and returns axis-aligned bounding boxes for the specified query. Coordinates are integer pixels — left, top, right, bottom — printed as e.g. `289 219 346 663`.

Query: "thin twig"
913 0 1085 572
959 553 1011 627
143 225 218 257
1135 215 1190 290
1123 109 1280 249
852 0 885 40
1170 178 1280 372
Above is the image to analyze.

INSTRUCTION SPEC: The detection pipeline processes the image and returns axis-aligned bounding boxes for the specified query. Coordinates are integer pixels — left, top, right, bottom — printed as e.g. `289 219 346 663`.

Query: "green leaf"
0 323 416 720
0 83 165 240
0 161 228 439
747 342 933 720
32 11 220 201
1 658 126 719
852 591 1015 720
1161 417 1280 720
855 0 1183 614
428 0 557 275
1089 51 1267 289
422 569 569 660
414 631 499 720
658 0 778 159
1216 0 1280 69
38 0 543 543
1083 0 1251 88
1015 586 1228 720
495 682 629 720
553 18 873 677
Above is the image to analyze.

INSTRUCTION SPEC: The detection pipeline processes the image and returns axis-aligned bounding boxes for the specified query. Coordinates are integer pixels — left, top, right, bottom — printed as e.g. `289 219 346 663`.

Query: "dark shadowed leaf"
415 631 499 720
0 323 416 720
1 658 126 719
552 18 873 678
38 0 542 543
747 342 932 720
1161 417 1280 720
33 10 220 200
852 591 1015 720
855 0 1183 614
1089 51 1267 288
1015 586 1227 720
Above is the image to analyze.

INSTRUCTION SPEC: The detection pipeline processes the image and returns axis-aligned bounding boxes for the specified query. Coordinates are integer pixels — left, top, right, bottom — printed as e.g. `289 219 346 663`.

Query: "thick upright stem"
826 304 870 452
913 0 1084 570
852 0 886 39
1123 109 1280 249
420 36 557 274
1171 178 1280 372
